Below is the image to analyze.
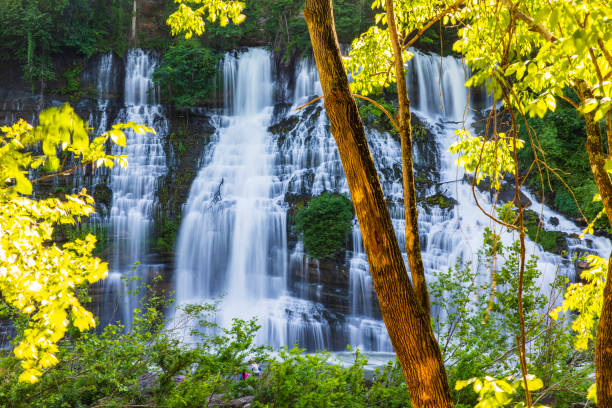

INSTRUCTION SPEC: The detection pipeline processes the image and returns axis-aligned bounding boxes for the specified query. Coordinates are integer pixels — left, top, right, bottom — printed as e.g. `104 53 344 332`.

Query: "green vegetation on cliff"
153 40 219 109
516 99 607 231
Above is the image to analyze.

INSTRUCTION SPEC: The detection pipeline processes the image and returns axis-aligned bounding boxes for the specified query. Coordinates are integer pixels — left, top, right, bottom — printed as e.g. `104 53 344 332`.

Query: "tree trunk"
384 0 430 318
303 1 453 406
131 0 138 45
583 94 612 406
596 255 612 407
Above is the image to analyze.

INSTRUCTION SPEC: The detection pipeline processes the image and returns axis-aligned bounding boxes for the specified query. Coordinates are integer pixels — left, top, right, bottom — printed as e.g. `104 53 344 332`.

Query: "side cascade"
174 47 610 352
104 49 168 328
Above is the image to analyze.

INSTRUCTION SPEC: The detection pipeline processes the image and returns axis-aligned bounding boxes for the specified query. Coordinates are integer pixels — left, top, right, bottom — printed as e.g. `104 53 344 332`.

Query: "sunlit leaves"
454 0 612 121
167 0 246 39
0 105 144 382
551 254 607 351
345 26 411 95
455 375 549 408
449 129 524 190
346 0 454 96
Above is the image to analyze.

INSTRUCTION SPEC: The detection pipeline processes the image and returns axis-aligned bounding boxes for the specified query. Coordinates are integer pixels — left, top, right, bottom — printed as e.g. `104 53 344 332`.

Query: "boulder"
229 396 255 407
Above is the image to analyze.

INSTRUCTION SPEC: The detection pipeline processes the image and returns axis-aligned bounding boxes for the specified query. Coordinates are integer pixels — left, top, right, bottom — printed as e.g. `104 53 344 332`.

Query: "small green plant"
58 62 83 99
294 192 354 259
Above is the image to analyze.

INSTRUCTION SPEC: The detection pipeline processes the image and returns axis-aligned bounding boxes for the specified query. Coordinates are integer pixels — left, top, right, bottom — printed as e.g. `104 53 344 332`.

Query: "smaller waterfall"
294 58 321 105
95 52 115 135
104 49 168 327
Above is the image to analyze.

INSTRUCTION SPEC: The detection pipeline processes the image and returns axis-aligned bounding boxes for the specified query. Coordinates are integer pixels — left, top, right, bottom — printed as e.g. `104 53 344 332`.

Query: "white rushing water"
104 49 168 327
173 47 610 352
95 52 115 135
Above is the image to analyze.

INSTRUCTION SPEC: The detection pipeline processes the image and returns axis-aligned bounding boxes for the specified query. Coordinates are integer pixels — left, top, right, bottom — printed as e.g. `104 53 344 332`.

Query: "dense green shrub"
0 279 268 408
153 41 219 109
294 192 354 259
253 348 368 407
252 348 412 408
0 275 415 407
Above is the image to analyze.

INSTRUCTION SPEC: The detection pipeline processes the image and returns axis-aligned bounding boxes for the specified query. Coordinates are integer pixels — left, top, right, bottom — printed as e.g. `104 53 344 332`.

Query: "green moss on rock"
523 210 566 253
422 193 457 211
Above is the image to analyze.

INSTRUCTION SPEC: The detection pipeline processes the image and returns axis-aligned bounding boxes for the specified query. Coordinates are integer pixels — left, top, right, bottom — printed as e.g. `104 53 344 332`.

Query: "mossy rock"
421 193 457 212
522 210 567 254
93 183 112 209
268 116 299 135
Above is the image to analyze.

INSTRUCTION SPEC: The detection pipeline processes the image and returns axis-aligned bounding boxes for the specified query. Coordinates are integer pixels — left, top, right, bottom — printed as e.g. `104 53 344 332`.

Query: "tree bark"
131 0 138 45
385 0 430 318
596 255 612 407
583 92 612 406
303 1 453 406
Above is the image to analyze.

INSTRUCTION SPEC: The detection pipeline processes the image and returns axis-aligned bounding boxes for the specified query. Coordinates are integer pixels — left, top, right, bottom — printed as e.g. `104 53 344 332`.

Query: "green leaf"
522 374 544 391
109 130 126 147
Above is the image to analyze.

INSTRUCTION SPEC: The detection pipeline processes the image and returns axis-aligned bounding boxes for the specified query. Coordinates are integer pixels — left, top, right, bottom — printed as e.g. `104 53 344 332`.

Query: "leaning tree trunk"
584 95 612 406
596 255 612 407
303 0 453 406
384 0 430 318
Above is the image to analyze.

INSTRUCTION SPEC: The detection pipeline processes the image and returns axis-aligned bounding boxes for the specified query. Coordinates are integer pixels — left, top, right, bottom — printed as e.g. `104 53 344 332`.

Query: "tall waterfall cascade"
173 47 611 352
104 49 168 327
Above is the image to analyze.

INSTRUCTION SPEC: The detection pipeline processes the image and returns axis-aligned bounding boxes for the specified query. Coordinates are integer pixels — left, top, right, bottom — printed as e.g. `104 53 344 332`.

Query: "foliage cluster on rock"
294 192 354 259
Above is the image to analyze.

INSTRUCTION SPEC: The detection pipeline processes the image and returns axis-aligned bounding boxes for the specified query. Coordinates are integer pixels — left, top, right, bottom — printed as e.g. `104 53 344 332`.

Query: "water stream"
103 49 168 327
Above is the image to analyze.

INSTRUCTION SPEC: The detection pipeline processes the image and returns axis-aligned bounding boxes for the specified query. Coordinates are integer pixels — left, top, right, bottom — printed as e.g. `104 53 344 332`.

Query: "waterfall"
104 49 168 327
175 48 292 346
173 47 610 352
95 52 115 135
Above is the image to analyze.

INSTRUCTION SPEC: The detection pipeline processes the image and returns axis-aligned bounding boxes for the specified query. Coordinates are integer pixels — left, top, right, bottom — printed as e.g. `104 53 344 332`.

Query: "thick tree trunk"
303 1 453 406
597 255 612 406
384 0 430 318
584 98 612 406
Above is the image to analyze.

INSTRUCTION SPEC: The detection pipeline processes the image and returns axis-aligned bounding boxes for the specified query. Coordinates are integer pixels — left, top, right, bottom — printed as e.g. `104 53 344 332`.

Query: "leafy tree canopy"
167 0 246 39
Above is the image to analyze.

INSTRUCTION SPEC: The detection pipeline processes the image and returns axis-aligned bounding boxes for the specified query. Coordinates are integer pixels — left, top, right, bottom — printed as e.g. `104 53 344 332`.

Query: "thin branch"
352 94 400 131
296 94 400 132
402 0 466 50
500 0 558 43
295 95 323 111
598 39 612 68
31 163 83 184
